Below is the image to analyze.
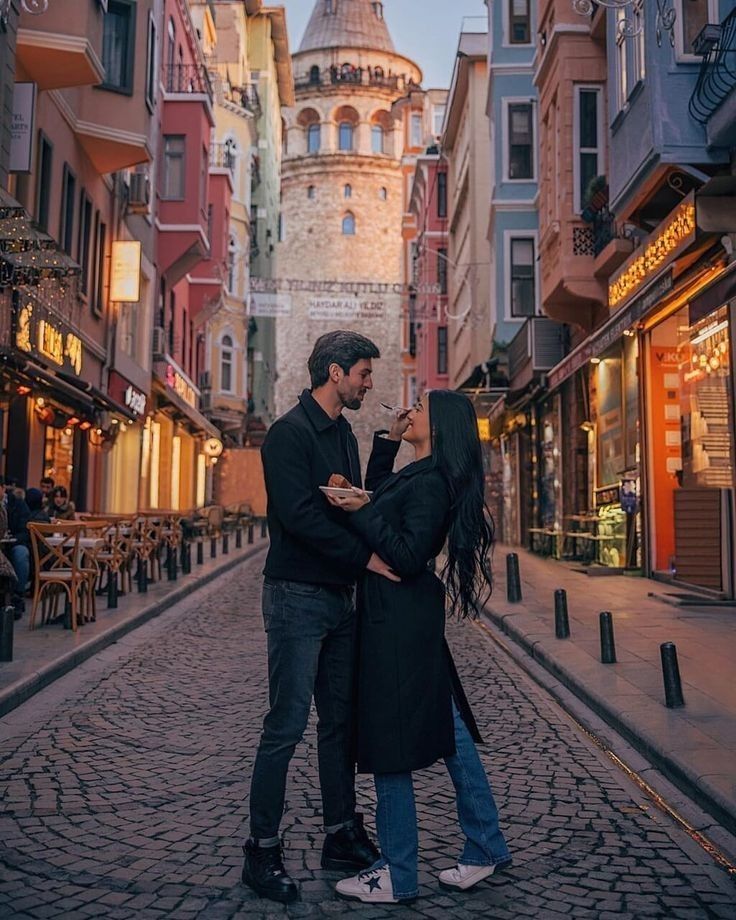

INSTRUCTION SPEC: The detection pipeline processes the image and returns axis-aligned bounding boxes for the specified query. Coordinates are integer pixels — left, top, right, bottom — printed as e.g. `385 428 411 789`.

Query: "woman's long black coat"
349 435 482 775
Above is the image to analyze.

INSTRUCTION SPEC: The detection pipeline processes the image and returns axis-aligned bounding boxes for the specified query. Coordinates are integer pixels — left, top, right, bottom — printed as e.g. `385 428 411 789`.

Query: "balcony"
689 10 736 148
294 65 413 94
16 0 104 90
209 142 236 176
165 63 214 100
507 317 566 389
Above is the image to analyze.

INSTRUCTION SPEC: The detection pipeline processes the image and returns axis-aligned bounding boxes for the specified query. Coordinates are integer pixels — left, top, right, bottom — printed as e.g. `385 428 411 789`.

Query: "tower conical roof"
298 0 395 54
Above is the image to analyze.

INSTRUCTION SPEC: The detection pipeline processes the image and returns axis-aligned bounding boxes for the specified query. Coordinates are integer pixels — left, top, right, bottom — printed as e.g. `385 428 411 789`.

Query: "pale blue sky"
279 0 488 89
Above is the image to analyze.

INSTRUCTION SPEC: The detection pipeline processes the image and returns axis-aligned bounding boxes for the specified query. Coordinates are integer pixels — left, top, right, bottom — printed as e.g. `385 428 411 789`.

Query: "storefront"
537 393 563 537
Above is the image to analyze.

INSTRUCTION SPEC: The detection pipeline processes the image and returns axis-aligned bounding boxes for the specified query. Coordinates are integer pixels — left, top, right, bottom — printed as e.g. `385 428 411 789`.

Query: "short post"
167 545 177 581
182 542 191 575
599 611 616 664
554 589 570 639
223 532 229 555
660 642 685 708
210 536 217 559
260 517 267 539
107 570 118 609
0 606 14 662
506 553 522 603
137 556 148 593
236 527 242 549
248 522 254 545
196 541 204 565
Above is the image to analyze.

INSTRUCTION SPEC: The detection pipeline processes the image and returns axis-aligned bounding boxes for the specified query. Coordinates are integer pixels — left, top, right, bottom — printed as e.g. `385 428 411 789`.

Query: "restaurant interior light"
590 357 601 365
16 385 31 395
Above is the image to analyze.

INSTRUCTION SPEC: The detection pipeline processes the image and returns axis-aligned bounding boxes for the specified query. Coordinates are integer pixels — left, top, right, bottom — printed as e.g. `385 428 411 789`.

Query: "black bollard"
196 541 204 565
506 553 522 603
137 556 148 593
236 527 242 548
599 611 616 663
210 536 217 559
182 542 191 575
660 642 685 708
0 606 14 662
554 589 570 639
223 532 229 555
167 545 177 581
107 570 118 609
248 522 254 544
180 540 187 570
260 518 267 539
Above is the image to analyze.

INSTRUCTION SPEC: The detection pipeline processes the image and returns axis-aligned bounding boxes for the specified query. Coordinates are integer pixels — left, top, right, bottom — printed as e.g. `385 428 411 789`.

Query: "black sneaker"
321 814 380 872
241 840 298 903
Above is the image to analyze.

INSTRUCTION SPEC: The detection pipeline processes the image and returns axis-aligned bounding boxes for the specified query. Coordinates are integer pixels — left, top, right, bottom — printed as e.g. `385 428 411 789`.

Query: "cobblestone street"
1 550 735 919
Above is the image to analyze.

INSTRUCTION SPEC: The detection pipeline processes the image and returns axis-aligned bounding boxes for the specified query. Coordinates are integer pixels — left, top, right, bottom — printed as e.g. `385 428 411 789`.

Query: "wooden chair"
27 522 92 631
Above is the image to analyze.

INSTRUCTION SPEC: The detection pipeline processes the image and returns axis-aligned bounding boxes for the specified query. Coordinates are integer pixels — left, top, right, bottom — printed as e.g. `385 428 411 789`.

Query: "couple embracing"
242 331 511 905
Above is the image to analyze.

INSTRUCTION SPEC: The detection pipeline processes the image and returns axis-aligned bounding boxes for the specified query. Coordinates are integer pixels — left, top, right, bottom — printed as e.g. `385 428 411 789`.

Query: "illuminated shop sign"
15 302 83 375
124 385 146 416
608 194 696 310
110 240 142 303
165 364 197 408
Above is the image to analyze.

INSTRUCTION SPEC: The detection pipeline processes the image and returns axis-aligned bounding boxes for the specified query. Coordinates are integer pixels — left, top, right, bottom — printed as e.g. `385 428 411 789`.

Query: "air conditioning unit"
127 172 150 213
199 370 212 390
152 326 166 356
200 391 212 412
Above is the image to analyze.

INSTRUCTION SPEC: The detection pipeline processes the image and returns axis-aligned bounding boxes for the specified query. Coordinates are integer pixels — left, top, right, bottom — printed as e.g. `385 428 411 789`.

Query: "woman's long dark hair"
428 390 495 619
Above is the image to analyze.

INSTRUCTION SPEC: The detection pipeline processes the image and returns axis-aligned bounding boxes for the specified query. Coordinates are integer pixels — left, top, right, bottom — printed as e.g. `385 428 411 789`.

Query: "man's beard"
339 390 364 411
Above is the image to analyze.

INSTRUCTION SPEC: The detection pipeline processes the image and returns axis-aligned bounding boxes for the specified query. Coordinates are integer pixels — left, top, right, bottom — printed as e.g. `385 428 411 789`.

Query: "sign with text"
15 300 83 375
10 82 35 173
308 298 386 321
110 240 142 302
248 292 292 317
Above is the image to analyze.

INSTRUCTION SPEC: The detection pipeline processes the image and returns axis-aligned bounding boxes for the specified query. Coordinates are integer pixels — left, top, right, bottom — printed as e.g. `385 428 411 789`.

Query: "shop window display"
44 427 74 491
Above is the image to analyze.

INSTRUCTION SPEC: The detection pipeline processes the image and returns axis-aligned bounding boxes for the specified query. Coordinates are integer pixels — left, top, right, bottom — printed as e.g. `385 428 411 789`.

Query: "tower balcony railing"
689 8 736 124
295 65 419 94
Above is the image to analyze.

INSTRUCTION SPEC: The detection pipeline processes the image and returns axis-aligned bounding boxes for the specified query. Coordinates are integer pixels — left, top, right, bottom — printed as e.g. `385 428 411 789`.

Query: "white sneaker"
335 865 400 903
438 863 496 891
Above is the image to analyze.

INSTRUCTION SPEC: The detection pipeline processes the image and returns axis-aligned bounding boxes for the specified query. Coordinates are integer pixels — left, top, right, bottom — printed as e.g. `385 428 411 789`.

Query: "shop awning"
0 189 80 284
152 376 220 438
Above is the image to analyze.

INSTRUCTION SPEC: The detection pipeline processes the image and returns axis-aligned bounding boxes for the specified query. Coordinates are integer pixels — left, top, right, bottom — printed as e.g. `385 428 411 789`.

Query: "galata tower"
276 0 422 454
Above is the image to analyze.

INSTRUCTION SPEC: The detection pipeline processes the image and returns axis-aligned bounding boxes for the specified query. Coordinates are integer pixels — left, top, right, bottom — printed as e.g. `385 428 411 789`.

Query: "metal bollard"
196 541 204 565
248 522 254 544
180 540 187 570
167 545 177 581
210 537 217 559
660 642 685 708
223 532 229 555
182 542 191 575
599 611 616 663
554 589 570 639
0 606 14 662
236 527 242 548
107 570 118 609
137 556 148 593
506 553 522 603
260 518 267 539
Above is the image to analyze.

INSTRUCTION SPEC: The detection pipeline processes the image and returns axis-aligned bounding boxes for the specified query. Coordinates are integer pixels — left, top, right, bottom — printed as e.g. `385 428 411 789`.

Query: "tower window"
344 184 352 198
307 123 321 153
379 187 387 200
307 185 316 199
342 212 356 235
371 125 384 154
309 65 321 84
373 2 384 20
339 122 354 152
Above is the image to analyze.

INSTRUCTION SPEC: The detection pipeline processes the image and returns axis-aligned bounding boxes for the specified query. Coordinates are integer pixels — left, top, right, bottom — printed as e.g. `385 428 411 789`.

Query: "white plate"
319 486 373 497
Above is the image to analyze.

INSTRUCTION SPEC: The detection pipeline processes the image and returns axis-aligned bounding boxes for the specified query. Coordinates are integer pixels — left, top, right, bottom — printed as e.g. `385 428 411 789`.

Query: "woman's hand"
387 409 411 442
326 488 370 512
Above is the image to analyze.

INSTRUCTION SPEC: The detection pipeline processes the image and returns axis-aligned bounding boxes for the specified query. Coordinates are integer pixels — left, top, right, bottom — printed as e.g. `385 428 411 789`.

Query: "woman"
50 486 76 521
328 390 510 904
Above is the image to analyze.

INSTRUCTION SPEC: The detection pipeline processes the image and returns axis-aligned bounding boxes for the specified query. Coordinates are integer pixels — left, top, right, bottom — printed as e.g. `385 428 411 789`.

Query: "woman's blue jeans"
372 701 510 900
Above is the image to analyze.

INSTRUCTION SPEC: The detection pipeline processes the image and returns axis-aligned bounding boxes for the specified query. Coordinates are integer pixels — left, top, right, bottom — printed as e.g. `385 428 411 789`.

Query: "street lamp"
572 0 678 47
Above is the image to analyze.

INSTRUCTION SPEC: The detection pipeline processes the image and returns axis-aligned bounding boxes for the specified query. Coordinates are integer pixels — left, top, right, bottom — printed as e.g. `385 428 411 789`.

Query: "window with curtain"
162 136 185 199
509 0 531 43
221 335 234 392
510 237 536 317
102 0 135 93
508 103 534 179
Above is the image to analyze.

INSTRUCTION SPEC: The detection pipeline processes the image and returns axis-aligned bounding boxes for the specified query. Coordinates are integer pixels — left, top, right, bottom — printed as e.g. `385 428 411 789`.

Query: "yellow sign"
477 418 491 442
110 240 142 302
18 302 83 375
608 194 696 309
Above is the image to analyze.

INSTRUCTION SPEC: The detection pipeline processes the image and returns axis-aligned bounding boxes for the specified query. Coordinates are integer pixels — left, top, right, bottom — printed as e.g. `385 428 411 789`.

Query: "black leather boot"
321 814 380 872
241 840 298 903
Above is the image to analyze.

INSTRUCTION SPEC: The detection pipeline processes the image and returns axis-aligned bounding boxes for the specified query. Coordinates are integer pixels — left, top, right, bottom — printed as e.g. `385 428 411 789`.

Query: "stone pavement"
1 550 735 918
484 544 736 837
0 535 268 718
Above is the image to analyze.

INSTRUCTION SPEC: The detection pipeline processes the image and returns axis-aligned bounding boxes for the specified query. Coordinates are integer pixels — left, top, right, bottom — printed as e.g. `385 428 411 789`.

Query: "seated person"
1 476 30 618
40 476 55 511
50 486 76 521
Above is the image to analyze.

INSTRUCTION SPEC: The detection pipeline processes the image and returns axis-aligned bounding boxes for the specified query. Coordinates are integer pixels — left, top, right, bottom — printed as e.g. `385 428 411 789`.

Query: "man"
39 476 55 511
243 331 398 904
0 477 31 619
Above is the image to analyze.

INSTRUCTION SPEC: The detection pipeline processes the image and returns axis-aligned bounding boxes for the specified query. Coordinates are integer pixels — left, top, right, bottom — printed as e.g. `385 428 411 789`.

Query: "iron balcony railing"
165 63 213 100
295 65 413 93
209 142 235 174
689 8 736 124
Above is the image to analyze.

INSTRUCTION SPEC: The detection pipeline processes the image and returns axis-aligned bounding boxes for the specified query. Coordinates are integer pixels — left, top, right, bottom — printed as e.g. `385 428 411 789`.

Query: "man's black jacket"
261 390 373 585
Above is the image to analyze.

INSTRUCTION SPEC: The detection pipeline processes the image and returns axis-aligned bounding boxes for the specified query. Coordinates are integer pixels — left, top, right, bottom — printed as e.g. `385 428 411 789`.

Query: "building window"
221 335 233 392
437 326 448 375
372 1 384 20
437 247 448 295
309 64 321 84
307 184 316 199
342 212 356 235
508 0 531 44
101 0 135 94
325 0 335 13
510 237 536 317
35 132 53 232
77 192 93 297
432 104 446 137
632 0 645 83
574 87 603 214
167 18 175 70
339 122 354 151
615 8 628 111
145 12 156 110
379 186 387 200
344 184 352 198
307 123 320 153
59 165 76 255
507 102 534 180
676 0 717 58
410 112 423 147
278 213 284 242
227 237 237 293
371 124 384 154
162 135 185 199
437 171 447 218
91 215 107 317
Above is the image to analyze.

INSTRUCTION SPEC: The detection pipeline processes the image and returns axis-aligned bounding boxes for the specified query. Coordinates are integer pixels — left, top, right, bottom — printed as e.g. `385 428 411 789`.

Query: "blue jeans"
249 578 357 843
8 544 29 595
373 701 510 899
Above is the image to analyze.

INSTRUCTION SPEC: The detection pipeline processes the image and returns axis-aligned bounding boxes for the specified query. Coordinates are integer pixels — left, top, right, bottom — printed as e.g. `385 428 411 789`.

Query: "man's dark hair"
308 330 380 388
40 476 55 487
